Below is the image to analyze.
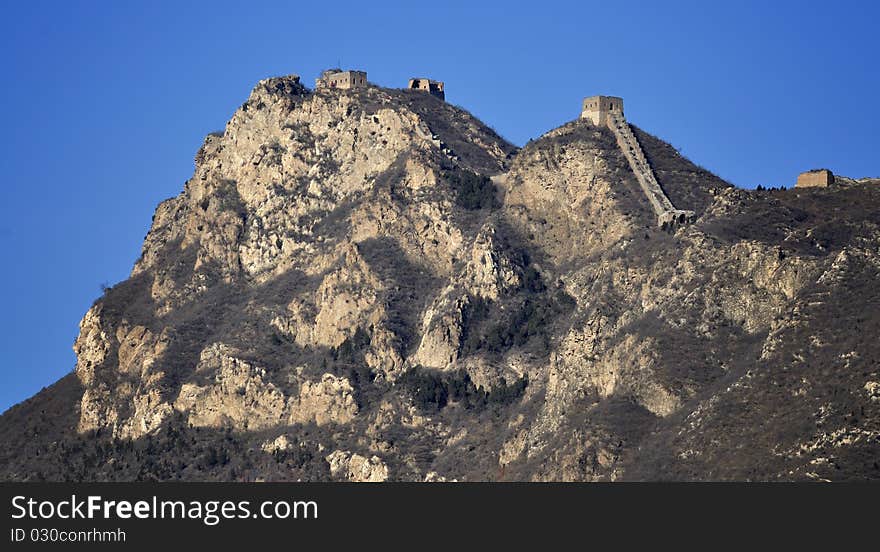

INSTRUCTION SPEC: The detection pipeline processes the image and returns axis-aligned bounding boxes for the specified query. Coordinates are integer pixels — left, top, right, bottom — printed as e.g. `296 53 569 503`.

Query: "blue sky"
1 0 878 412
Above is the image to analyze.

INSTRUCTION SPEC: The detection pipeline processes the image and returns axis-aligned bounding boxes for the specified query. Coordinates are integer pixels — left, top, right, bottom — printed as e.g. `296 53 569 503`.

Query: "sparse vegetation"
331 327 379 408
444 168 498 210
214 179 246 215
464 288 575 355
400 366 528 413
755 185 787 191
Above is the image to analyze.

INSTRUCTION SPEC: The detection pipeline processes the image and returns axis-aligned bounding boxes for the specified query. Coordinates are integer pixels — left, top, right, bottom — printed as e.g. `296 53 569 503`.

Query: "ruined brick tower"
581 96 624 126
315 69 368 90
796 169 834 188
581 95 694 227
408 78 445 100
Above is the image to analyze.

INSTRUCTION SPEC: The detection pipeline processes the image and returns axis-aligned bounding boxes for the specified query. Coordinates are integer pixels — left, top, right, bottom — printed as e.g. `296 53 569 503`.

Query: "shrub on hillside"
444 169 498 210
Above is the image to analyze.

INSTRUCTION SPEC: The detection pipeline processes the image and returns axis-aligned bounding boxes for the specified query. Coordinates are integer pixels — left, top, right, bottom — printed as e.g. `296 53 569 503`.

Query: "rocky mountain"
2 74 878 481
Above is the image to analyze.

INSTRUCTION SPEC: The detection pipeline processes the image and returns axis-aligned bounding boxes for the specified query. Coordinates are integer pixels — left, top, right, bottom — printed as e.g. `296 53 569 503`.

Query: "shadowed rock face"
2 75 879 482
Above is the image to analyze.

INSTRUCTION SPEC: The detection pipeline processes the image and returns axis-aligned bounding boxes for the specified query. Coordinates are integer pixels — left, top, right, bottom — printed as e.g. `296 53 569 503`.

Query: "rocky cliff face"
2 74 878 481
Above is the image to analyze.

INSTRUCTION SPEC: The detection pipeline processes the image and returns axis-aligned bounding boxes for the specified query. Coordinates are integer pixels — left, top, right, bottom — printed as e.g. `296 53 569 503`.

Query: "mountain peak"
2 71 879 482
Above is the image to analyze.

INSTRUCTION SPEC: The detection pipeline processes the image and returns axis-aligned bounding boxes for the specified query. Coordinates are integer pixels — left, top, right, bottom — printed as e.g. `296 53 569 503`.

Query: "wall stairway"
606 112 694 227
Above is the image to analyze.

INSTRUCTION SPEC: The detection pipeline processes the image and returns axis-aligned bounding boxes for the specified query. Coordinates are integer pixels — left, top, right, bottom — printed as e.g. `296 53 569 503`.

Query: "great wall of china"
315 70 696 227
582 96 695 227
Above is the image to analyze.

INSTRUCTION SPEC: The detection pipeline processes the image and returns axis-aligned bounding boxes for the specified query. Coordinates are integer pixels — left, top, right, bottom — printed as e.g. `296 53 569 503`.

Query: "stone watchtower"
408 78 445 100
581 95 694 227
581 96 624 126
315 69 368 90
795 169 834 188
